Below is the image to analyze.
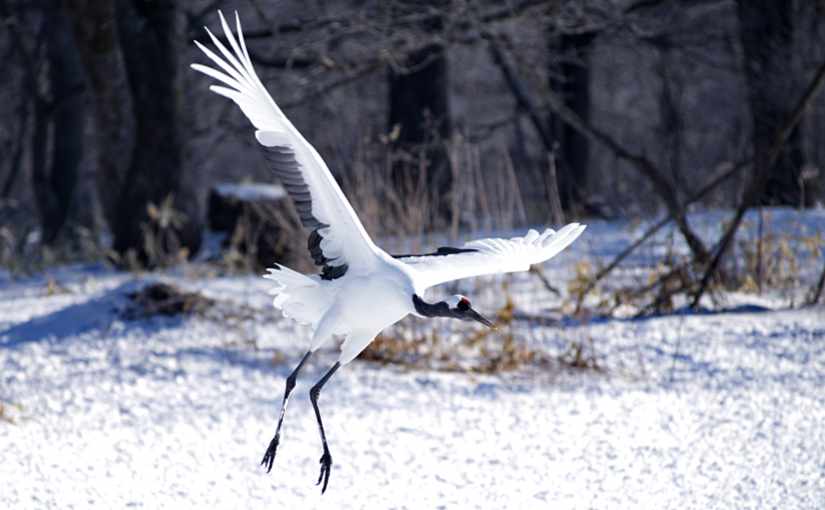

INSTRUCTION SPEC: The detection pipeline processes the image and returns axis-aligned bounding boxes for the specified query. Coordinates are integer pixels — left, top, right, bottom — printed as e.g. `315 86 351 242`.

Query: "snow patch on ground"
3 275 823 509
2 209 825 508
213 182 287 201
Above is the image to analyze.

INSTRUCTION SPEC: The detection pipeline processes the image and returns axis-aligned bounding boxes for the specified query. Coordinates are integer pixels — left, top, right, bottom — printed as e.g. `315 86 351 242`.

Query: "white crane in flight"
193 11 586 494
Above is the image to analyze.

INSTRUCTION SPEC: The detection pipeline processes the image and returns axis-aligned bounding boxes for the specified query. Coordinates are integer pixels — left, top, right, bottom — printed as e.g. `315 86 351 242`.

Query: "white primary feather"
192 11 383 275
398 223 587 290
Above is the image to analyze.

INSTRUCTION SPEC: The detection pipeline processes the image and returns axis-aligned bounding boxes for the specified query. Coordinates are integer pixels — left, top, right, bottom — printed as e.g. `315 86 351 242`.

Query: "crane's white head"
412 294 495 328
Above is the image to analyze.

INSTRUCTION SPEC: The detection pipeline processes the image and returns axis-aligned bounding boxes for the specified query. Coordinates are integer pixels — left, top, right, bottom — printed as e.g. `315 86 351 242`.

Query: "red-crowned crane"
193 11 586 494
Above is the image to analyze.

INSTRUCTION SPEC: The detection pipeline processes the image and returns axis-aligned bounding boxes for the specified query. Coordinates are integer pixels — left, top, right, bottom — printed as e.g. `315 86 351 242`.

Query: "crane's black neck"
412 294 453 319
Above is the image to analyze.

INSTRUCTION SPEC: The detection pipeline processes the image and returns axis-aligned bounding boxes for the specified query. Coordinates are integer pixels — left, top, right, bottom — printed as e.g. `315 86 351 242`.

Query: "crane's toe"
316 448 333 494
260 434 280 473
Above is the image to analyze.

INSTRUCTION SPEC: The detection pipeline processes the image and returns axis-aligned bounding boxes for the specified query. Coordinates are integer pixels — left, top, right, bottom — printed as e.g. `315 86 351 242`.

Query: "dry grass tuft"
360 296 557 373
559 336 602 371
124 282 215 319
0 400 21 425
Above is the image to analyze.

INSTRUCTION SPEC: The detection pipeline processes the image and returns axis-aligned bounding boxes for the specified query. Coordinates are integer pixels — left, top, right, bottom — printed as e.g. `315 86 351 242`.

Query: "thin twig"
281 62 382 109
529 265 561 297
808 260 825 305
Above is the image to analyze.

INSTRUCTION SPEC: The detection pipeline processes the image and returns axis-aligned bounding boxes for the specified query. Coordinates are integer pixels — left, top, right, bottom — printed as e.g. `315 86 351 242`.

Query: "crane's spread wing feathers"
192 11 381 279
397 223 586 289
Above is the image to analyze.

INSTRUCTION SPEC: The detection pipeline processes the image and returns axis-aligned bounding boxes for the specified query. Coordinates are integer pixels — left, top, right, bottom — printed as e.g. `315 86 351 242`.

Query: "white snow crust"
2 209 824 509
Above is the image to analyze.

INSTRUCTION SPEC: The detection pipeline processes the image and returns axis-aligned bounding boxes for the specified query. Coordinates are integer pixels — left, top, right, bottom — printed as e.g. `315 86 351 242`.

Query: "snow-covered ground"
2 209 825 509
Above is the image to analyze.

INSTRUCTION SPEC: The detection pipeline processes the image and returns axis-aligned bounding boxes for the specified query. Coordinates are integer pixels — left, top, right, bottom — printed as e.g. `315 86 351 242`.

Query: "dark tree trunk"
66 0 201 263
738 0 807 206
656 42 686 195
32 8 85 244
0 0 30 199
64 0 134 236
388 0 451 225
0 101 27 198
113 0 200 261
547 31 595 214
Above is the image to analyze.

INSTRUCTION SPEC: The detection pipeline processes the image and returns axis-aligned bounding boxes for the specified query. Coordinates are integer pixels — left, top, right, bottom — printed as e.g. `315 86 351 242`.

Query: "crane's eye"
457 297 471 311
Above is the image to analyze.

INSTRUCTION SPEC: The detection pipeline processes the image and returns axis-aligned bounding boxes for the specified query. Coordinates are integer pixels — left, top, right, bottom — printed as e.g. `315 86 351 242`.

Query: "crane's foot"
260 434 280 473
316 446 333 494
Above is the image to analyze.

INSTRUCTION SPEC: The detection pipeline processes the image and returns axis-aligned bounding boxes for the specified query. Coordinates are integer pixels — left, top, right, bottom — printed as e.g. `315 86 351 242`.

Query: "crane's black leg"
309 361 340 494
261 351 312 473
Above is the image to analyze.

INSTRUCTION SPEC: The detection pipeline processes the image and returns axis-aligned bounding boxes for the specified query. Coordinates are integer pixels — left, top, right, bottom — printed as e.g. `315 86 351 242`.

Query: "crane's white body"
193 12 587 366
266 255 418 364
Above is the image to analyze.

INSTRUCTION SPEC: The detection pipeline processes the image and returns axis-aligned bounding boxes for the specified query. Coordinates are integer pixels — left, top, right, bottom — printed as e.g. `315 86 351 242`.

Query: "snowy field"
2 209 825 509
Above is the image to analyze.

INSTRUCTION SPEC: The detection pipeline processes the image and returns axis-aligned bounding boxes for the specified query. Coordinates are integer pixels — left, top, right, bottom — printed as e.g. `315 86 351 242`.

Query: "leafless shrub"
137 195 192 269
730 213 822 305
570 210 824 318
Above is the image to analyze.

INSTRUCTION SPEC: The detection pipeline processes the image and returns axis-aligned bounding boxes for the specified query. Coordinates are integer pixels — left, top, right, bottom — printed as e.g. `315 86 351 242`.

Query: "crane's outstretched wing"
396 223 586 289
192 11 381 280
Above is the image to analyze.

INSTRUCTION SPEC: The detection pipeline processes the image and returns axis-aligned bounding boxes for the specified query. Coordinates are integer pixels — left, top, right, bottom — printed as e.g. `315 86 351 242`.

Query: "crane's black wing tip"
392 246 478 259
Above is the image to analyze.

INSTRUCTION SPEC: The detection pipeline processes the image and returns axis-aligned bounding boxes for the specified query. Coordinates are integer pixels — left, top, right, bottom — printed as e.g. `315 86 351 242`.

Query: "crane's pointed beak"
467 307 495 329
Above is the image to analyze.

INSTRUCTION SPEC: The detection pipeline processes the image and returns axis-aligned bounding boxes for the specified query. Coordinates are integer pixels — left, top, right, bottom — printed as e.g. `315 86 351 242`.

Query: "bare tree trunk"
655 42 685 194
0 104 27 198
547 31 595 215
739 0 806 207
66 0 201 263
388 0 451 226
64 0 134 232
113 0 200 261
0 53 28 198
0 0 40 200
32 8 85 244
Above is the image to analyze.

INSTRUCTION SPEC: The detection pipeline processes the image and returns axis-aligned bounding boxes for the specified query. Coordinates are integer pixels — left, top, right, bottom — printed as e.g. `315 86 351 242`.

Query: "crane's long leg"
261 351 311 473
309 361 340 494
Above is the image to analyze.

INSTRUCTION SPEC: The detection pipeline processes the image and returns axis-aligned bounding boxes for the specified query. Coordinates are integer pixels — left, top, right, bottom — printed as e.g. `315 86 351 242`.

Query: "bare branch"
281 61 383 110
691 57 825 308
573 158 748 312
485 30 710 263
530 265 562 297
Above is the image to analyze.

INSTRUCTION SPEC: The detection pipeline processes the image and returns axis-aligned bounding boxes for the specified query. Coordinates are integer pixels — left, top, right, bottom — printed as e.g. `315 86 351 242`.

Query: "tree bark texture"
65 0 201 262
32 7 85 244
738 0 806 206
547 31 595 214
114 0 200 260
64 0 134 229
